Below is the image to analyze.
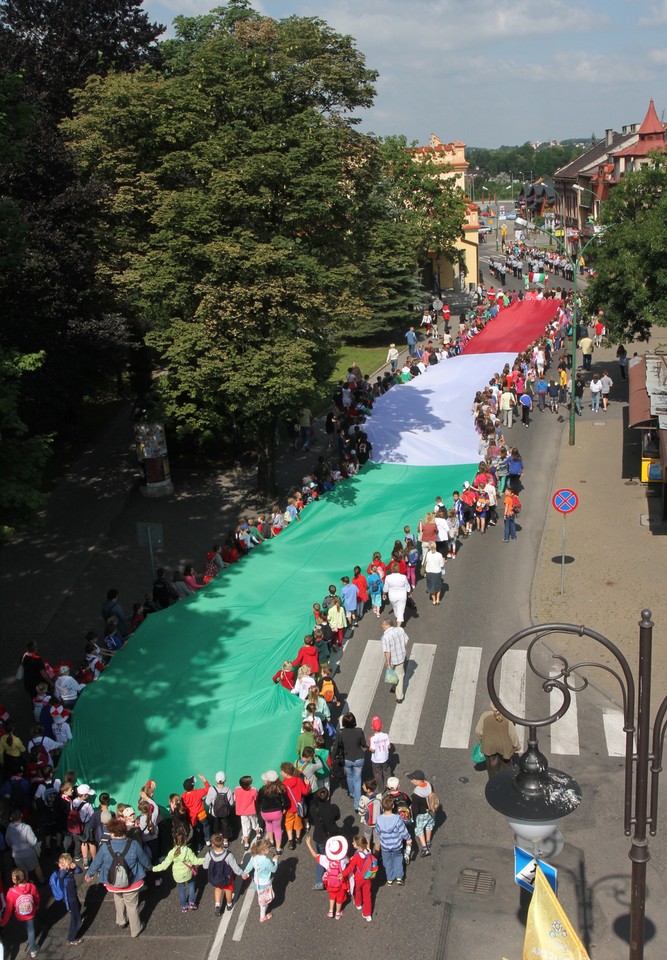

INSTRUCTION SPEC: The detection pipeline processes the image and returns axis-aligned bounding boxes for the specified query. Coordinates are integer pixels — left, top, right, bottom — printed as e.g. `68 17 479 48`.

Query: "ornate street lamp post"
485 610 664 960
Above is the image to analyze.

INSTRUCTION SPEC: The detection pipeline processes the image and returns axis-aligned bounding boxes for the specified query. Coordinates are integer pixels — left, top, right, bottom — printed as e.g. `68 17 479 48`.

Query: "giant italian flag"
62 300 559 803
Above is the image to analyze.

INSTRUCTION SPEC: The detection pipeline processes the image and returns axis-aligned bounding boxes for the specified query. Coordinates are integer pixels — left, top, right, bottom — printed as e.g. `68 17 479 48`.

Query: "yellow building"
411 134 480 292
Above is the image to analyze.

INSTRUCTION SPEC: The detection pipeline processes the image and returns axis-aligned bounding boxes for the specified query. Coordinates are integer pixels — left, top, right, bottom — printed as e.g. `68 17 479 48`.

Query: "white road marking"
549 669 580 755
232 886 255 941
206 895 237 960
441 646 482 748
388 643 436 745
603 708 627 757
499 649 527 749
344 640 384 728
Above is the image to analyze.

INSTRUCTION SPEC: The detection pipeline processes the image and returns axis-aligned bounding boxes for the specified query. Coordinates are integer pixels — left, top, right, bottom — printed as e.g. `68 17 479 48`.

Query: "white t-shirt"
369 731 390 764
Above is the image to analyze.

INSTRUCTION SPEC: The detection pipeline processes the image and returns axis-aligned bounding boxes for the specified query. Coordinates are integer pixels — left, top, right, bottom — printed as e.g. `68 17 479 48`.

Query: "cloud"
638 1 667 26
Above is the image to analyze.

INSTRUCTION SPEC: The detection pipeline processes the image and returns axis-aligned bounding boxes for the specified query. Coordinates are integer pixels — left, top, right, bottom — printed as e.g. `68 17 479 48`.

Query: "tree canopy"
585 155 667 342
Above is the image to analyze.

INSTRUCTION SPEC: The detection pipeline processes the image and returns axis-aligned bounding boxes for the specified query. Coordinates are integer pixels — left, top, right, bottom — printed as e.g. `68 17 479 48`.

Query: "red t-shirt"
181 783 210 825
352 574 369 602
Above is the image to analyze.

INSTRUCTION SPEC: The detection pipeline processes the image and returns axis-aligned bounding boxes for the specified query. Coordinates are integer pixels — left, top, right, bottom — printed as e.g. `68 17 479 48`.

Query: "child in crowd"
317 665 341 708
234 776 259 851
304 834 349 919
203 833 244 915
55 852 83 945
243 837 277 922
0 868 41 958
368 716 392 790
367 565 383 618
151 829 205 913
272 660 295 690
342 834 377 921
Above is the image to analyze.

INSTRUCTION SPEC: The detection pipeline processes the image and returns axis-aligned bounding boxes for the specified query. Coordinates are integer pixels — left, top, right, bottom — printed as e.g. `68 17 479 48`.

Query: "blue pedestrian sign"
514 846 557 895
552 488 579 514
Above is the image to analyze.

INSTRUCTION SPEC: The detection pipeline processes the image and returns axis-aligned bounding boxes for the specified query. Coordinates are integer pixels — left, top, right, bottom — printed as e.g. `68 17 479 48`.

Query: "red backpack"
323 860 344 892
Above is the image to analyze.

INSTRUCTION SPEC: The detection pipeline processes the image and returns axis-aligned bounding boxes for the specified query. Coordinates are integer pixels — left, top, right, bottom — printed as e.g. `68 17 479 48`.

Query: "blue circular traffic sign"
552 488 579 513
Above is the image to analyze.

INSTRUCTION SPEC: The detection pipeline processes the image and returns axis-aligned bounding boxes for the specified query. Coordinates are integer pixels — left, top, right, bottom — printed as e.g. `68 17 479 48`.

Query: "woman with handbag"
151 829 205 913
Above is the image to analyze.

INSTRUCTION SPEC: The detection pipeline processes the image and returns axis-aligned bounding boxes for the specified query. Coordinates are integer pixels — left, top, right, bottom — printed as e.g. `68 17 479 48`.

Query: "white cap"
77 784 95 797
215 771 226 783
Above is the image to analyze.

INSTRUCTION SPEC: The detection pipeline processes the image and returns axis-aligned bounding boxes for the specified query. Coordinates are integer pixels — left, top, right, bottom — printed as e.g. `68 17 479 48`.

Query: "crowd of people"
2 285 610 950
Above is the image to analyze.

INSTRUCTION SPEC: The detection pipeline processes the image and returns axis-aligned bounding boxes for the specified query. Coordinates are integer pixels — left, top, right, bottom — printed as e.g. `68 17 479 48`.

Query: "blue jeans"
314 840 326 885
177 879 196 908
503 515 516 541
24 919 37 953
344 758 364 810
591 392 600 412
382 847 404 881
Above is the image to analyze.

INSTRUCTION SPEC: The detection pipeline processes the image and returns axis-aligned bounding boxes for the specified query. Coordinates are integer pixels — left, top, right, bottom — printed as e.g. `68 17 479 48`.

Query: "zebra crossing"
345 638 626 758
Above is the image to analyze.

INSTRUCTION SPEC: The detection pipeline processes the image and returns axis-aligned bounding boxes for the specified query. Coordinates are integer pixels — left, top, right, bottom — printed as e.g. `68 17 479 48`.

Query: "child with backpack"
367 565 383 619
342 835 378 921
312 735 332 792
151 829 205 913
233 776 259 851
304 834 349 919
51 853 83 945
206 772 234 846
358 778 382 844
317 665 341 709
203 834 245 915
0 868 41 958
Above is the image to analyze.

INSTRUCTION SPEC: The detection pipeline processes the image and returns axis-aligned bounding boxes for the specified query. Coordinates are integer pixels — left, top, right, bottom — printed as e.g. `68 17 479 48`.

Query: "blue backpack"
50 870 65 903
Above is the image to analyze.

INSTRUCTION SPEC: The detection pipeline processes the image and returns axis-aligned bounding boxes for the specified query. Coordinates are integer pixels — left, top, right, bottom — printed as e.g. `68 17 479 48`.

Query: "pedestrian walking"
85 817 152 937
151 829 205 913
381 618 409 704
305 834 349 919
242 837 278 923
368 716 392 790
341 835 377 921
374 796 412 886
52 853 83 945
0 868 41 958
503 490 520 543
475 706 521 779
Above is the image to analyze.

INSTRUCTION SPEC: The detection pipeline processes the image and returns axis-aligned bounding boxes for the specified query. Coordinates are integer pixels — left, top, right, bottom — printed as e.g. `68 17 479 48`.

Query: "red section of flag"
464 300 560 355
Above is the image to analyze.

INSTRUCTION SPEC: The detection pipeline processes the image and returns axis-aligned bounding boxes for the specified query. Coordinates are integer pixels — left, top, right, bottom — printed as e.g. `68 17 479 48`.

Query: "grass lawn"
331 345 390 381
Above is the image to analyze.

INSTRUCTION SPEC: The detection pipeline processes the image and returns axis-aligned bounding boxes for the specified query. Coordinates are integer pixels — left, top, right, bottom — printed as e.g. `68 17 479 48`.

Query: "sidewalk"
532 334 667 704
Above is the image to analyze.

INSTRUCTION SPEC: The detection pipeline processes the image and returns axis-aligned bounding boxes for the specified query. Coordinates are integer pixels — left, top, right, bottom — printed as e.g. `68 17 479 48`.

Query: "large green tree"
64 4 379 489
0 0 164 437
0 75 51 534
585 155 667 342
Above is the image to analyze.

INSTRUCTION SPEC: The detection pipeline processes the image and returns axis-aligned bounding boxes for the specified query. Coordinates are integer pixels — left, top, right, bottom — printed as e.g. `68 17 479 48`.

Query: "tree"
0 0 164 114
585 155 667 342
0 1 164 441
64 4 379 490
0 346 52 539
0 76 51 535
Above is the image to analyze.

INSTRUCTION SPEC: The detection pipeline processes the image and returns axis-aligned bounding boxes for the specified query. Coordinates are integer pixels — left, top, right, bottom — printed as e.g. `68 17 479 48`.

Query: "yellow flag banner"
523 866 590 960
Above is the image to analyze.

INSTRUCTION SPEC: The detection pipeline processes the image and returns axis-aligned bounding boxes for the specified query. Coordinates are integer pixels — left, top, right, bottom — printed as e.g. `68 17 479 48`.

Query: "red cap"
371 716 382 731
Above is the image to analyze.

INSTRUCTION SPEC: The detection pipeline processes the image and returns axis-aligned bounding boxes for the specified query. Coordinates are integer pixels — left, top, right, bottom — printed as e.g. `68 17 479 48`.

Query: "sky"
141 0 667 148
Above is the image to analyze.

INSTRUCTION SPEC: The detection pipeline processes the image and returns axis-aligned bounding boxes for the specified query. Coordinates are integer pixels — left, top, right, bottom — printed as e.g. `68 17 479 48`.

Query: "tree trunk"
256 423 277 494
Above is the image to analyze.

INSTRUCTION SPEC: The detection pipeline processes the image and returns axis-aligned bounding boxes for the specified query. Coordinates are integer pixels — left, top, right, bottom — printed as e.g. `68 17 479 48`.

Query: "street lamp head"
485 739 582 847
515 217 529 228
